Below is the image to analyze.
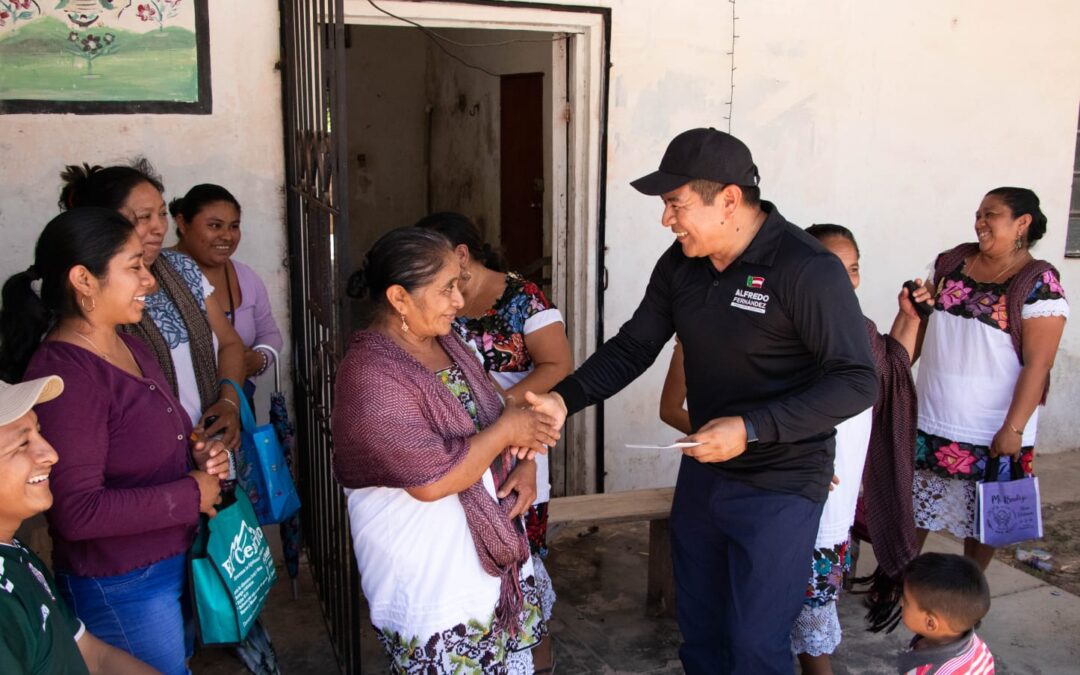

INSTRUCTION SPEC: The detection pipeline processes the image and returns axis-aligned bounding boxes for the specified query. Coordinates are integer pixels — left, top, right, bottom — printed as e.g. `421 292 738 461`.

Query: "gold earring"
399 313 410 334
79 295 96 314
1015 235 1024 251
460 265 473 283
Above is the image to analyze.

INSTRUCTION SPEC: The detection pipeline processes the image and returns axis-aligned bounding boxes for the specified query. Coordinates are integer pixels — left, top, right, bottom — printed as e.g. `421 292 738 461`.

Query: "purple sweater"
24 334 201 577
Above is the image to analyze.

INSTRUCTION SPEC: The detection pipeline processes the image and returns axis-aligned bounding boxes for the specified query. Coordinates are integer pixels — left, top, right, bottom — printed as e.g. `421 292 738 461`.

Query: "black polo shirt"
553 202 877 502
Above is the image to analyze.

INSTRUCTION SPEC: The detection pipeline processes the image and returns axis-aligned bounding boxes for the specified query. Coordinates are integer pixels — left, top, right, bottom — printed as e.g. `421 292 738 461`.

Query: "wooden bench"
547 487 676 617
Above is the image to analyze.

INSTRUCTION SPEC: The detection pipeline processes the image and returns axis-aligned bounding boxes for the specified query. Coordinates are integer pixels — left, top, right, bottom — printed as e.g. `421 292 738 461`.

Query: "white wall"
512 0 1080 490
0 3 288 412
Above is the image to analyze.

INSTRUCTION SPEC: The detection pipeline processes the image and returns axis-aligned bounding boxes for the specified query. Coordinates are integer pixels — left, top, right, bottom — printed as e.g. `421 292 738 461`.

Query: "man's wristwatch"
743 417 758 444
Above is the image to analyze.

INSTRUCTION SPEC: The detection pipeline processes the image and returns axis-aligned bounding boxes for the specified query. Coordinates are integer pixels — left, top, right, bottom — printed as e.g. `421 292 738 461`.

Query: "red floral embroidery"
990 294 1008 330
934 442 977 475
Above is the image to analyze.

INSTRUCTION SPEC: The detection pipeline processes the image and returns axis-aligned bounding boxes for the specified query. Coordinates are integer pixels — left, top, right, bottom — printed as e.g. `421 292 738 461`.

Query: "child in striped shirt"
898 552 995 674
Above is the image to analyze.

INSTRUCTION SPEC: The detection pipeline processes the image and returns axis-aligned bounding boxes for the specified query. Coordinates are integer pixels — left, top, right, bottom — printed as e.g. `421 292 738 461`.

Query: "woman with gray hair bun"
333 226 559 673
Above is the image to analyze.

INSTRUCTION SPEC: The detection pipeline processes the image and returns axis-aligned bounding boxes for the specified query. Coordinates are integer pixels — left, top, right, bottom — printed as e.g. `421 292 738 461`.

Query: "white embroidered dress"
913 266 1068 538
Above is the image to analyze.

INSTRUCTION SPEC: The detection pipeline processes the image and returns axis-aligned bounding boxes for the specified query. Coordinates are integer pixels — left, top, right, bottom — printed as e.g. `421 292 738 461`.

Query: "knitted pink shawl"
331 329 529 633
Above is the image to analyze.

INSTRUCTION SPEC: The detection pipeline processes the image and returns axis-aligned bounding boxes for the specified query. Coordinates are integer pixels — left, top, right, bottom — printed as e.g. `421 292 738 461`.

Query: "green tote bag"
190 490 278 645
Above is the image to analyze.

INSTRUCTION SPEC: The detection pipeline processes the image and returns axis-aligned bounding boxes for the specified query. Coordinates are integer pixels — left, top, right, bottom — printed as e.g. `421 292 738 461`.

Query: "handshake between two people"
499 391 568 461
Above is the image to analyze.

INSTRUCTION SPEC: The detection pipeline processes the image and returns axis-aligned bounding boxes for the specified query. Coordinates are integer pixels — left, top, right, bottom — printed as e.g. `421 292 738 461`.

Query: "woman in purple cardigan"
0 208 228 675
332 227 559 673
169 184 283 396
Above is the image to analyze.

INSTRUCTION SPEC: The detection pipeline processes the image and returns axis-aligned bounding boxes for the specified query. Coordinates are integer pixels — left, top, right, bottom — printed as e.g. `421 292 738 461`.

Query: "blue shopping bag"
976 455 1043 547
223 379 301 525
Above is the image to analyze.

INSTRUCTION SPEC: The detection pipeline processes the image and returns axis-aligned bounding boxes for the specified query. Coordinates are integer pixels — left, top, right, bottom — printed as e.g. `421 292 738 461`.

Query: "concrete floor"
193 449 1080 674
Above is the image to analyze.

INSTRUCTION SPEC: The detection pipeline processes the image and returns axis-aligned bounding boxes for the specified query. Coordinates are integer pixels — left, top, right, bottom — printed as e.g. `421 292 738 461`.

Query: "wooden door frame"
342 0 609 496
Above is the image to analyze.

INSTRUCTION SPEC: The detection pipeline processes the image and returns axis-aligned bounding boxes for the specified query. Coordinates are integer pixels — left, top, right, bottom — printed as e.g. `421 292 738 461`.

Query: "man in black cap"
526 128 877 673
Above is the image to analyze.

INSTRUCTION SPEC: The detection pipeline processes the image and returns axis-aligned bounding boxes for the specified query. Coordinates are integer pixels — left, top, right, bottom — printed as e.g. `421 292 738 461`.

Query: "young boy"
0 376 156 675
898 552 995 674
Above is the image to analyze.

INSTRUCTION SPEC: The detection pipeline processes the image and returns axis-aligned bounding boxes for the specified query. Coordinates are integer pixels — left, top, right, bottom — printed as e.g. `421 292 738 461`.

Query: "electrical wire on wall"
365 0 572 79
725 0 738 133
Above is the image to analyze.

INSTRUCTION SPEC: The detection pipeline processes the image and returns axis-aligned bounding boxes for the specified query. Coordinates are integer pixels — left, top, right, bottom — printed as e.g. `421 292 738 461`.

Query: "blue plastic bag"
223 379 301 525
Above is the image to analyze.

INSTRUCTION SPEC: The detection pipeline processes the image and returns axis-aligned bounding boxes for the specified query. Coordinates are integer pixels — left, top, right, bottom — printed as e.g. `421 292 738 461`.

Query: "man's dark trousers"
670 455 825 674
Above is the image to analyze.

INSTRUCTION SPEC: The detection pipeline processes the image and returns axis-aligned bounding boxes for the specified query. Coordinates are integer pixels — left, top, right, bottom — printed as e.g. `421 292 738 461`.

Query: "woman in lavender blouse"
170 184 283 394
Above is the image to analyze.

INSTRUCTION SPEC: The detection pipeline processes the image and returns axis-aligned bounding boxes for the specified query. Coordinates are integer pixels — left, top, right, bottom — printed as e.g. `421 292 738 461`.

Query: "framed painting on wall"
0 0 211 114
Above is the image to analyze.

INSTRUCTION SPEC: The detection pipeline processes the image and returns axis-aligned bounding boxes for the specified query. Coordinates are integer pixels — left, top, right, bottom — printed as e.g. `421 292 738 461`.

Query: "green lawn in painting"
0 17 198 102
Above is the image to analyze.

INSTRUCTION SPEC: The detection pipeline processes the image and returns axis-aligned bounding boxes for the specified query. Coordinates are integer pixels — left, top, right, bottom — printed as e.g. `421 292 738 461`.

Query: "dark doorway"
500 72 545 285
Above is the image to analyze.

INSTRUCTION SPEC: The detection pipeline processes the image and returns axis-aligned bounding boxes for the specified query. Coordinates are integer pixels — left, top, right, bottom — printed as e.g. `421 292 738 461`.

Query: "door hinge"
562 104 572 123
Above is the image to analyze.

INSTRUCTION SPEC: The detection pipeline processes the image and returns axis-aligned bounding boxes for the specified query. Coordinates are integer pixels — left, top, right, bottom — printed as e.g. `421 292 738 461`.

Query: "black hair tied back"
986 187 1048 246
346 264 369 300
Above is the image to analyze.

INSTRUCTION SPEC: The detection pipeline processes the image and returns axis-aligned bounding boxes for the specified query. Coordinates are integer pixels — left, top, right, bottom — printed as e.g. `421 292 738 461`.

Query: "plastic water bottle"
1015 548 1053 572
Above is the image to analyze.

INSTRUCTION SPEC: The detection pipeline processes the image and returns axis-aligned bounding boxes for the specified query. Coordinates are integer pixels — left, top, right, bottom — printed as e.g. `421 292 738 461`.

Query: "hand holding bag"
223 378 301 525
190 490 278 645
976 455 1043 547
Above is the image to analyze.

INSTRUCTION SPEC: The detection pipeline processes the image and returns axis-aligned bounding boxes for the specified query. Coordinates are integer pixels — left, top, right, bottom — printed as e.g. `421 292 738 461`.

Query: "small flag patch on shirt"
746 275 765 289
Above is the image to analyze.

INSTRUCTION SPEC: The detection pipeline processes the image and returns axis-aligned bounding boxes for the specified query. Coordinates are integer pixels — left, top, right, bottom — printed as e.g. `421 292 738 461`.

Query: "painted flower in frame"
934 442 977 475
990 294 1009 330
1042 271 1065 296
81 34 101 53
939 278 971 310
68 31 80 41
0 12 10 27
964 290 996 318
136 3 157 21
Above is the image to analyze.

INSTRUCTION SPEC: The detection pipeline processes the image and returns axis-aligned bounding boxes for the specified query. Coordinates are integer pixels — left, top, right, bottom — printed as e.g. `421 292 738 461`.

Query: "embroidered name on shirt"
731 288 770 314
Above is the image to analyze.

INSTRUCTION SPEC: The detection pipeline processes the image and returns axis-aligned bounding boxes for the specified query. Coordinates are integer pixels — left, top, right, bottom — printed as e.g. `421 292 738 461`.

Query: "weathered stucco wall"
0 3 287 414
345 25 429 261
2 0 1078 495
523 0 1080 490
344 25 552 262
427 28 554 249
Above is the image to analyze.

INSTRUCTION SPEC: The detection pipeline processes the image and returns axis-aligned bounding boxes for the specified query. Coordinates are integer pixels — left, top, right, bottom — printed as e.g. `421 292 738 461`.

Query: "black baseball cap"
630 127 760 196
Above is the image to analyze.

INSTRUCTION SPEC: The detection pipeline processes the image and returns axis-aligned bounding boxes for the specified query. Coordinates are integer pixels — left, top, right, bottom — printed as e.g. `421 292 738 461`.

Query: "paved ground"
192 449 1080 673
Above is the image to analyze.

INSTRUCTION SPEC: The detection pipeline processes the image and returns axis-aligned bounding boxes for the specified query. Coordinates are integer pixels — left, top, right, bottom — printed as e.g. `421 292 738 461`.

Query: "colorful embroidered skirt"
790 539 851 656
913 430 1034 539
374 571 545 674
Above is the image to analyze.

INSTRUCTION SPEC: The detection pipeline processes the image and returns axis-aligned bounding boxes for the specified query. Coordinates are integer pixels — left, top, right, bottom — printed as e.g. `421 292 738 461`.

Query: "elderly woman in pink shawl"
332 227 560 674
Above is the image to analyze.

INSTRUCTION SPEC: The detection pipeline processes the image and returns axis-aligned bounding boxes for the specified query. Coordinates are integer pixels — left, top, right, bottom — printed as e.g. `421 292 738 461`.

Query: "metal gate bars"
279 0 360 672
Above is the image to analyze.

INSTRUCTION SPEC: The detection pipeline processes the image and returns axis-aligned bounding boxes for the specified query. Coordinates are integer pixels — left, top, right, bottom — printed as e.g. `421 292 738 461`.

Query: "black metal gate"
279 1 359 672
